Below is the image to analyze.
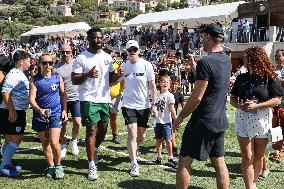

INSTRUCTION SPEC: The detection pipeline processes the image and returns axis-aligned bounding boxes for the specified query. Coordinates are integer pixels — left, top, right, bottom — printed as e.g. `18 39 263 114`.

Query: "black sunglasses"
127 47 138 53
61 51 72 54
41 61 54 66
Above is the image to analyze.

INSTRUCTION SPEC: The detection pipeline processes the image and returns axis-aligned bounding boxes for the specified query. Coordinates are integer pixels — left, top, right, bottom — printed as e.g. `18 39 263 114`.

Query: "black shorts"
0 108 26 135
121 107 150 128
67 100 81 118
180 120 225 161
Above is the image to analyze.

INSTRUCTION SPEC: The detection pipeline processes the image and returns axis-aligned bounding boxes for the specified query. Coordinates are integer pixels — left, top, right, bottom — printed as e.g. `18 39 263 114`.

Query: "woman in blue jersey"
29 54 68 179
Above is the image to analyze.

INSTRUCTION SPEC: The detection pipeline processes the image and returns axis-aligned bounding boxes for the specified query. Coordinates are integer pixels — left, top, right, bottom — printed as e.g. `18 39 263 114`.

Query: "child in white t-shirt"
154 75 178 166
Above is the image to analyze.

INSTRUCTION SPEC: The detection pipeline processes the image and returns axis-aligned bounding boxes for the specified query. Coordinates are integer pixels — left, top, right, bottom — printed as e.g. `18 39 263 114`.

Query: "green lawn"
0 104 284 189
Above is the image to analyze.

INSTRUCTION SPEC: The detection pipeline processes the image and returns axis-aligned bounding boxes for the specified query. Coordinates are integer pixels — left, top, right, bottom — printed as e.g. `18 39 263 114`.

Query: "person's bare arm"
173 80 208 130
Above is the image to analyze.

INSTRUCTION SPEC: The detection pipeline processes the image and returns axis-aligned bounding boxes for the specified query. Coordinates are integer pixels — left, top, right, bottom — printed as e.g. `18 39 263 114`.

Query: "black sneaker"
168 158 178 167
155 157 162 165
112 135 120 144
173 147 179 157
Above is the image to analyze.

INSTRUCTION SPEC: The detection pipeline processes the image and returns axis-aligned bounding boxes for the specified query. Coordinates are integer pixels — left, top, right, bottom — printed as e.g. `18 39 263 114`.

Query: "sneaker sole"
54 174 65 179
88 175 98 180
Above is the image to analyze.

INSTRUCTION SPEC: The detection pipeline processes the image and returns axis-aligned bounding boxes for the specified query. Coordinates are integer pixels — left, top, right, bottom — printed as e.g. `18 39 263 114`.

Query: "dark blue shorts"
154 123 172 140
32 116 62 133
67 101 81 118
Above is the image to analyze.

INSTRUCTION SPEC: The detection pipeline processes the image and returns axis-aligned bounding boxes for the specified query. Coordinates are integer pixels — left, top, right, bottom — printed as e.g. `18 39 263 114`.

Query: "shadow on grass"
118 179 175 189
13 158 46 179
203 162 242 179
225 151 241 158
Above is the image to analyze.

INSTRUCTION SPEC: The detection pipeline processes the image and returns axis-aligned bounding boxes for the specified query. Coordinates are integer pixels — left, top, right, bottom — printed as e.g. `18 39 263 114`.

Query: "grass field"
0 104 284 189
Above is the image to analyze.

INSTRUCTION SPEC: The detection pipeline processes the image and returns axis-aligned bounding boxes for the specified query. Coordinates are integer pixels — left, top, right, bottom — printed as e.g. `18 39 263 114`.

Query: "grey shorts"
110 94 122 114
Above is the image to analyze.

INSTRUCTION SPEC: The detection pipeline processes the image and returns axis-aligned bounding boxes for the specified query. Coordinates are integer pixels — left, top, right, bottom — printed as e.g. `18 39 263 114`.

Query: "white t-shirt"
155 91 175 124
121 58 155 109
72 50 114 103
0 68 29 110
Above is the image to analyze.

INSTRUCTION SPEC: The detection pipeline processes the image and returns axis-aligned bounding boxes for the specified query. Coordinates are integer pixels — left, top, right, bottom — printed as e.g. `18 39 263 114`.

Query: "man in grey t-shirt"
54 44 81 157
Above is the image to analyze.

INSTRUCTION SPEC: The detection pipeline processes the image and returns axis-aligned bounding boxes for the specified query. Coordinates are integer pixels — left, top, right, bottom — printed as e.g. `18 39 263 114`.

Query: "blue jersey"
33 74 62 119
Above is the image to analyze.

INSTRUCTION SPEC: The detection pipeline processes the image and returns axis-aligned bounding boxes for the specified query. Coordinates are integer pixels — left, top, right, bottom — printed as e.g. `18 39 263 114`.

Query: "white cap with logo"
126 40 139 50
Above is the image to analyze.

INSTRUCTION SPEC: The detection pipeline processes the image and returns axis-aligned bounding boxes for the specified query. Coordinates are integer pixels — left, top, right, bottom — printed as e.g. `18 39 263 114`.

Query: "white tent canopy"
21 22 91 37
123 1 246 28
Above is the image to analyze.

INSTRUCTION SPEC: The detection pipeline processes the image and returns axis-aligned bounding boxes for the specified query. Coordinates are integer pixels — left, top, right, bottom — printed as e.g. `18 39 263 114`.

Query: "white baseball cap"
126 40 139 50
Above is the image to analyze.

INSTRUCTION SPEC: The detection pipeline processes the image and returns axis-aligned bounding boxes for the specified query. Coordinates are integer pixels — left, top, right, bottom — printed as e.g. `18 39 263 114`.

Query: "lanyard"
248 73 254 99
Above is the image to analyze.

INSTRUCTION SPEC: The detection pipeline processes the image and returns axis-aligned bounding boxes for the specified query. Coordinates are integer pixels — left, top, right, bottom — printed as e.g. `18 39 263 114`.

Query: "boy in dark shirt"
171 77 185 156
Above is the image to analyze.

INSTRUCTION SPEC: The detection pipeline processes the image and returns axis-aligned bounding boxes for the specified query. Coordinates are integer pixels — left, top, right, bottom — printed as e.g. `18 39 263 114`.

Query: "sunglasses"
61 51 72 54
41 61 54 66
127 47 138 53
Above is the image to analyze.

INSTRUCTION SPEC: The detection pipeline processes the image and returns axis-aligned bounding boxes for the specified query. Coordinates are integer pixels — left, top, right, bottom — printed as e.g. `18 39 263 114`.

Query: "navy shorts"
154 123 172 140
0 108 26 135
32 116 62 133
67 101 81 118
121 107 150 128
180 120 225 161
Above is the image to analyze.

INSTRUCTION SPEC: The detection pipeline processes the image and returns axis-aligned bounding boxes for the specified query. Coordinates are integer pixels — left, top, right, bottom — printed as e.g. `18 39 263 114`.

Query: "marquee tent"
21 22 91 37
123 1 246 28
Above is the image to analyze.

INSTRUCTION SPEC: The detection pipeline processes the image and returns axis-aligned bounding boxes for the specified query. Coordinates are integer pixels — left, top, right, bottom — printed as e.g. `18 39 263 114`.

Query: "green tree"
154 2 167 12
145 4 152 13
124 10 142 21
57 0 65 5
2 0 21 5
70 3 83 14
98 4 109 12
78 0 95 11
38 0 53 7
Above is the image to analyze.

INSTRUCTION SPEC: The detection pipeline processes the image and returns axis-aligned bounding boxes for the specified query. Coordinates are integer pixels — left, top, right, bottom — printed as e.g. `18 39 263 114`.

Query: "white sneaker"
70 140 79 155
61 147 67 158
130 163 139 177
88 165 98 180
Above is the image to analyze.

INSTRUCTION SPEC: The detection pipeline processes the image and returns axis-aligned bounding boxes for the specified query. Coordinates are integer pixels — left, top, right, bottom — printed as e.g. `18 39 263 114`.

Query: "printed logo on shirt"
104 60 110 65
51 83 59 91
16 127 21 133
133 73 144 77
157 97 166 112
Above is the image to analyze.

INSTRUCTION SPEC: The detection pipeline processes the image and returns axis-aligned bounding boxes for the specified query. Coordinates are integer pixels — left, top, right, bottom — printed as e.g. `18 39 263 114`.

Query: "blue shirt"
33 74 61 118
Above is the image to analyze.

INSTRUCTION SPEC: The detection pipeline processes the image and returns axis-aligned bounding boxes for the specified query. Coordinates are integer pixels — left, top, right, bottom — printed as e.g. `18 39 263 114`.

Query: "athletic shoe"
94 152 99 165
173 147 179 157
70 140 79 155
155 157 162 165
112 135 120 144
10 164 22 172
61 146 67 158
45 166 55 178
54 165 65 179
168 158 178 167
0 165 20 177
88 165 98 180
130 163 139 177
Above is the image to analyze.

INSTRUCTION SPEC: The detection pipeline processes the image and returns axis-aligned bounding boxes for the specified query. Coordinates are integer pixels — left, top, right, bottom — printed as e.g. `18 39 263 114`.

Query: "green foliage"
57 0 65 6
2 0 22 5
70 3 83 14
0 21 32 39
124 10 142 21
98 4 109 12
77 0 95 11
154 2 167 12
